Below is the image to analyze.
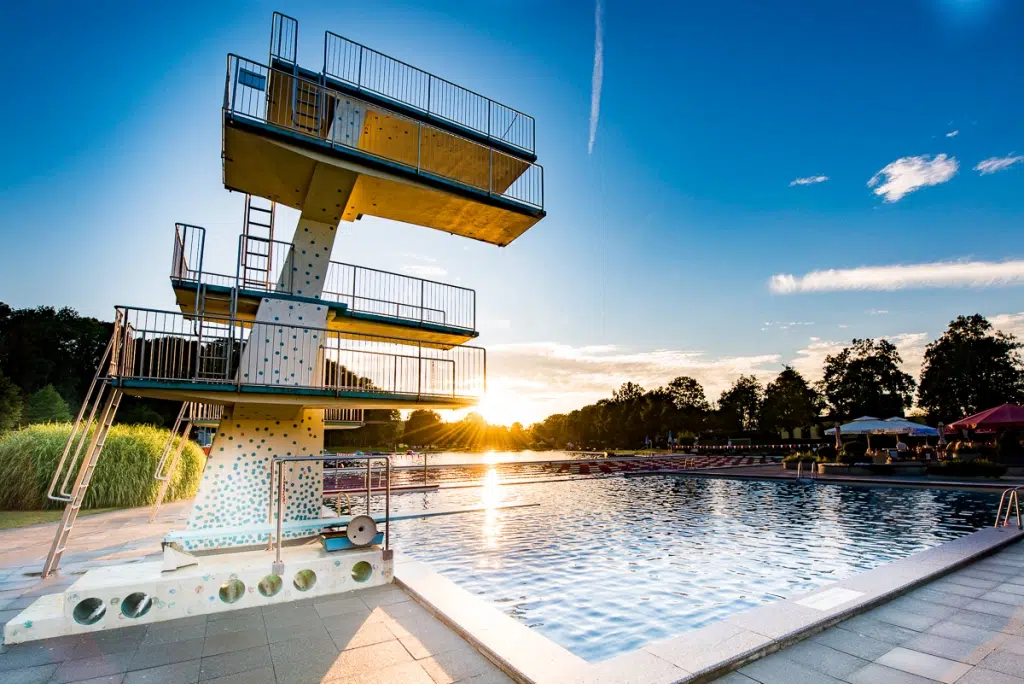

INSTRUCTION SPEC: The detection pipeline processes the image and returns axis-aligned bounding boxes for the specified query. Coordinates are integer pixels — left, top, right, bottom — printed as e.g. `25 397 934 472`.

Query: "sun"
474 389 534 426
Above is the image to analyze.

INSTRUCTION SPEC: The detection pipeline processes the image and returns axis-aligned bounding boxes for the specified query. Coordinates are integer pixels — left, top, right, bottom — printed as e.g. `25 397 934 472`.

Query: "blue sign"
238 69 266 91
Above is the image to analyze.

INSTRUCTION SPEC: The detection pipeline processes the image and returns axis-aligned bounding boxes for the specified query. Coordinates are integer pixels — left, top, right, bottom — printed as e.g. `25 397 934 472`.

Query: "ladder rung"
249 206 273 214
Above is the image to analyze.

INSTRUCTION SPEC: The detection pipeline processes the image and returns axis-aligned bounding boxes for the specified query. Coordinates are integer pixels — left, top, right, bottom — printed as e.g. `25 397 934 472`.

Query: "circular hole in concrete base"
73 598 106 625
120 592 153 619
351 561 373 583
258 574 282 598
293 569 317 592
219 579 246 604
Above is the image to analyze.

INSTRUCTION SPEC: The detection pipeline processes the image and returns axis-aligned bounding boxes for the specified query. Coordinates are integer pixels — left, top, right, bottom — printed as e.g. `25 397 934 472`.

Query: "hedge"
0 423 206 510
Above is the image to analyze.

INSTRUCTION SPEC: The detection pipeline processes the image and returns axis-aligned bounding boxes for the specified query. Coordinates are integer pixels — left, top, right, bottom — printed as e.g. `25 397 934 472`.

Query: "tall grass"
0 423 206 510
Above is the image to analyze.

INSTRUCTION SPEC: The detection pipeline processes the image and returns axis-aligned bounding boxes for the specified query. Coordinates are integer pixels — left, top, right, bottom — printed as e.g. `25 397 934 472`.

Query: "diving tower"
33 9 544 613
223 12 544 246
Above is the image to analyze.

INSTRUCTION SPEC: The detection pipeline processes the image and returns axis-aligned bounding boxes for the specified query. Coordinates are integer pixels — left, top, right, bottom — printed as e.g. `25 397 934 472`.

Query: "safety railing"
324 408 364 424
323 32 535 155
170 224 236 291
225 55 544 211
110 307 485 400
188 402 224 424
995 487 1023 530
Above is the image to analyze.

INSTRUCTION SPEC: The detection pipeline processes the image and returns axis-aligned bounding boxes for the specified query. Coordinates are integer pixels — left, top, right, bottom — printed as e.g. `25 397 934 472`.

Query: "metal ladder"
293 79 322 134
240 194 276 291
148 404 195 523
995 487 1023 530
42 326 124 577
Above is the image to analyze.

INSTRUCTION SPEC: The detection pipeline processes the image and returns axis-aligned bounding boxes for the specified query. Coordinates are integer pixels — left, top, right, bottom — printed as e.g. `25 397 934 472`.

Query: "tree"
819 338 915 420
718 375 763 432
760 367 821 435
918 314 1024 423
403 409 442 446
0 371 21 431
613 382 645 403
24 385 71 424
666 376 710 412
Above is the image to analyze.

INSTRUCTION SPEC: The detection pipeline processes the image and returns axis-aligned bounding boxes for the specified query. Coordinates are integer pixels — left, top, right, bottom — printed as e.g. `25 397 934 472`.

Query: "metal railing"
323 32 535 155
188 402 224 424
324 408 365 424
995 487 1023 530
110 306 485 400
172 226 476 332
225 55 544 211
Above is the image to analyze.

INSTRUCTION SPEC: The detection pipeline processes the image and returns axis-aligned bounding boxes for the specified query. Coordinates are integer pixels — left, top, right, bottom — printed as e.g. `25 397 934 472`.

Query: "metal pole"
423 452 428 486
274 461 285 569
366 458 372 514
385 458 391 550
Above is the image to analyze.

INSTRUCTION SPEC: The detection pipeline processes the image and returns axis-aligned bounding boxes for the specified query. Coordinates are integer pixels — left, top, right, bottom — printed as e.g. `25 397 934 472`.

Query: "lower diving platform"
107 306 484 410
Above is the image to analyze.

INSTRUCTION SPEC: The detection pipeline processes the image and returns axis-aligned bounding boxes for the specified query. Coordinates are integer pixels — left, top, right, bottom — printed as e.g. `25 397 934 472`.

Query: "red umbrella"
947 403 1024 432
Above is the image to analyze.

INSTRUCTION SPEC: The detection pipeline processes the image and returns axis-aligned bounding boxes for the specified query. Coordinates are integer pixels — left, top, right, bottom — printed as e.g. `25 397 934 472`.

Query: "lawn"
0 507 120 530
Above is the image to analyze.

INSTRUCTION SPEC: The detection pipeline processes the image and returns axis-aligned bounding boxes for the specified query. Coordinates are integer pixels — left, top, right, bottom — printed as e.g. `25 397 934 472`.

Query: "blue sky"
2 0 1023 424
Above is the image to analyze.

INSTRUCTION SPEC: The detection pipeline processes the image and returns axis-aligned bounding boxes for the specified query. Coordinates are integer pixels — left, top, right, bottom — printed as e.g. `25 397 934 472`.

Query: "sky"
2 0 1023 425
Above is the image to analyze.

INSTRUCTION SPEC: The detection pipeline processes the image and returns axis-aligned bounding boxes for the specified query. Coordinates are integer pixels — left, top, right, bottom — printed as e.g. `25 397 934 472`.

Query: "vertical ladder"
240 194 276 291
149 403 194 523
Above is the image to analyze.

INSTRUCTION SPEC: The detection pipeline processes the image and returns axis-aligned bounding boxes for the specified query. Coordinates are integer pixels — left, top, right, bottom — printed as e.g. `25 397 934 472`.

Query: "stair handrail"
47 313 122 502
153 404 187 481
995 487 1023 530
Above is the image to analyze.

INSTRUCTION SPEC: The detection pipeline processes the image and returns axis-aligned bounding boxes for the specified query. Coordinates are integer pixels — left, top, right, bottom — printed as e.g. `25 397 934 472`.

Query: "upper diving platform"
221 13 545 247
105 307 484 410
171 223 477 349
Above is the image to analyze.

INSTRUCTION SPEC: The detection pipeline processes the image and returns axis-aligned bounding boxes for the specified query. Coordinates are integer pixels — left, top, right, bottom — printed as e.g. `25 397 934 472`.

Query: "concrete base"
3 544 391 645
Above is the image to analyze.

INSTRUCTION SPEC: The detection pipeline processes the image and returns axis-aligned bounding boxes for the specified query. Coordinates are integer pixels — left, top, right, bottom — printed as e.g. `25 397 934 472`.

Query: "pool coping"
394 526 1024 684
642 468 1024 492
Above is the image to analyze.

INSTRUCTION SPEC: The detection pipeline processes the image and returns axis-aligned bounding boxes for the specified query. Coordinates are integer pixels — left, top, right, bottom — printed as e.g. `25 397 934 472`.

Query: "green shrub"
816 445 837 461
783 451 817 463
0 423 206 510
927 459 1007 478
24 385 72 424
840 441 868 464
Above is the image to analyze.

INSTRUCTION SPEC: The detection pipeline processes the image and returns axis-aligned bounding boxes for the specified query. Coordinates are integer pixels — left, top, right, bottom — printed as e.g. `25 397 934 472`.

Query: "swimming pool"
386 474 998 662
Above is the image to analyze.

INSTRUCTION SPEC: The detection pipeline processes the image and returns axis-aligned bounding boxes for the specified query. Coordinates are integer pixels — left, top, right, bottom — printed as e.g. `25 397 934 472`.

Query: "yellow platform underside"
223 124 541 247
119 385 478 411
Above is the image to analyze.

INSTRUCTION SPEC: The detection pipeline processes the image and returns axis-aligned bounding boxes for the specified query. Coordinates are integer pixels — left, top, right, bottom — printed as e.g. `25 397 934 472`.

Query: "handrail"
995 487 1023 530
322 31 535 155
224 54 544 211
109 306 485 400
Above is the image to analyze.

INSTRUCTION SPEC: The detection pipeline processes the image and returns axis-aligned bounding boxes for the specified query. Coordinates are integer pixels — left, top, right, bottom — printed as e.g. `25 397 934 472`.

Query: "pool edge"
395 526 1024 684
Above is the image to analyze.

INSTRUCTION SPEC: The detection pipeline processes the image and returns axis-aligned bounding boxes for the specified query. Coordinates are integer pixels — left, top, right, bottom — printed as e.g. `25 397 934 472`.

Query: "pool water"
386 475 998 662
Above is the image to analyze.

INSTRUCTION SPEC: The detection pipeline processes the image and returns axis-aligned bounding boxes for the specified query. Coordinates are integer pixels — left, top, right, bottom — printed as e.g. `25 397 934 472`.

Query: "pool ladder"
994 487 1023 530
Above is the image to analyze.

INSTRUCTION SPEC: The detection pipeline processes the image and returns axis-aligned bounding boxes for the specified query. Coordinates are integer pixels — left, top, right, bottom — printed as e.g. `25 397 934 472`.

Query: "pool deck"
0 502 510 684
2 485 1023 684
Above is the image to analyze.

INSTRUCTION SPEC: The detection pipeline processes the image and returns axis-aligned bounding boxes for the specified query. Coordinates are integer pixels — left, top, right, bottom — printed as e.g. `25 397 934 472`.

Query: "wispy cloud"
867 154 958 202
761 321 814 331
789 175 829 187
975 155 1024 175
866 309 889 316
401 264 448 278
587 0 604 155
771 259 1024 294
946 130 959 138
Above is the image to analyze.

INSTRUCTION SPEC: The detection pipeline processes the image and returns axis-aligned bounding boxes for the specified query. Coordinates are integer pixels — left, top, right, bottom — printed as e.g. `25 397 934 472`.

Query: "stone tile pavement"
718 540 1024 684
0 504 512 683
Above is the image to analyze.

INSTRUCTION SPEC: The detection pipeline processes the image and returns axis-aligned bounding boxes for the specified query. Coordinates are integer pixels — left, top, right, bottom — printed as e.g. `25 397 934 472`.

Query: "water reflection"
480 466 503 549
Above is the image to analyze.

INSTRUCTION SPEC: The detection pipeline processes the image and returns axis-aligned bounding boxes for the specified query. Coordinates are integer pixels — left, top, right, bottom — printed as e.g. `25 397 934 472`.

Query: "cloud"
789 175 829 187
867 154 958 202
770 259 1024 294
975 155 1024 175
790 333 928 385
866 309 889 315
946 130 959 138
762 321 814 331
990 313 1024 340
587 0 604 155
401 264 448 278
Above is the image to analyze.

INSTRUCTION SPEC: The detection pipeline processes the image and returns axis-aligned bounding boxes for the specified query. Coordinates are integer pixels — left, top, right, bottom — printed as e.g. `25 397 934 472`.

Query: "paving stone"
839 615 921 644
903 632 1000 665
875 647 973 683
265 617 331 645
314 597 368 620
202 665 276 684
1001 635 1024 655
955 668 1024 684
204 614 264 637
201 627 267 658
198 645 271 681
321 639 415 680
773 640 869 679
129 638 204 672
356 586 412 610
979 649 1024 677
713 673 759 684
0 637 78 669
810 627 894 661
0 662 58 684
845 662 942 684
140 625 204 648
463 671 514 684
327 619 395 652
72 630 147 660
889 597 958 620
907 588 975 609
51 652 134 684
399 625 469 660
929 581 989 598
984 591 1024 607
571 648 687 684
967 599 1024 618
328 660 435 684
67 676 126 684
944 575 1002 590
260 604 321 630
206 607 262 623
995 583 1024 597
948 608 1024 635
413 647 493 684
122 659 200 684
870 606 941 632
738 654 843 683
269 635 341 684
927 620 1008 647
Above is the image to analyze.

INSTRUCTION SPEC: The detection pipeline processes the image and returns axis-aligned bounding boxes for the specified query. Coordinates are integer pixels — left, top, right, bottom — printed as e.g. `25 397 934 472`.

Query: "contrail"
588 0 604 154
